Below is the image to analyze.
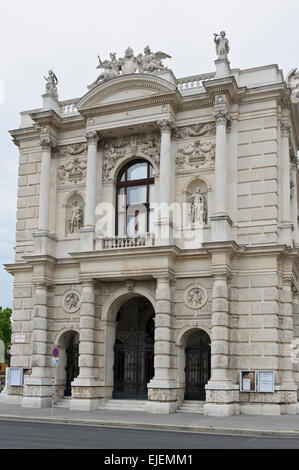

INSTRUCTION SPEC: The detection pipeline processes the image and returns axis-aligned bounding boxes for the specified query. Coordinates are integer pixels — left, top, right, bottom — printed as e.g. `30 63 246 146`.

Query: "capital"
85 131 101 145
40 137 56 151
213 109 231 126
281 121 291 138
157 118 176 134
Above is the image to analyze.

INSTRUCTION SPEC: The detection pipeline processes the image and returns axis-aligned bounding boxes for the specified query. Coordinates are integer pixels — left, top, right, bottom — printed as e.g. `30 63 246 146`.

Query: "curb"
1 414 299 439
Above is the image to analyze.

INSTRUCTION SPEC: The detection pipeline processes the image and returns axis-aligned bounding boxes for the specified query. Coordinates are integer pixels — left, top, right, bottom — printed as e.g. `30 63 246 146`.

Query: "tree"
0 307 12 363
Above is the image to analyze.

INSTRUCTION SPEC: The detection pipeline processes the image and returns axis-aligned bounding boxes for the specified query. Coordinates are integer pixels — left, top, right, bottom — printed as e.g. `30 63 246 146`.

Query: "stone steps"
98 399 147 412
55 397 72 409
176 401 205 414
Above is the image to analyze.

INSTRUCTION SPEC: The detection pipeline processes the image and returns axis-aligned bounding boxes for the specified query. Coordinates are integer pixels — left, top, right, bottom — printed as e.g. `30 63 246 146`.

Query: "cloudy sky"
0 0 298 309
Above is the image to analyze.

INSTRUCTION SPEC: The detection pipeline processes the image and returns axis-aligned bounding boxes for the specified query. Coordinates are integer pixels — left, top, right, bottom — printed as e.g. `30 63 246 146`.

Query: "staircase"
55 397 72 409
176 401 205 414
98 399 147 412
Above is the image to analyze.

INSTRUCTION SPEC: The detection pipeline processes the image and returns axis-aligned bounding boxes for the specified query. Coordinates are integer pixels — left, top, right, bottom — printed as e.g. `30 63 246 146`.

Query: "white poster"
258 371 274 393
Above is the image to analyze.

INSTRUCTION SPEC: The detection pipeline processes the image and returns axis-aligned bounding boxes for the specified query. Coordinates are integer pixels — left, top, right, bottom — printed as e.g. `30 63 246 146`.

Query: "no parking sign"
52 347 60 358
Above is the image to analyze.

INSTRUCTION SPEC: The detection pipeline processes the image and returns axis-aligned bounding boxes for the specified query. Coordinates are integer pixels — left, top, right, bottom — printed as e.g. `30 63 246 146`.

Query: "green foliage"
0 307 12 363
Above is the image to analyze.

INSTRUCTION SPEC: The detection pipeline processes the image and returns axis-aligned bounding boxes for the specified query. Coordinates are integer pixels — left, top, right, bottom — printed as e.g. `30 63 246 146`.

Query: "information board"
240 371 256 392
258 371 275 393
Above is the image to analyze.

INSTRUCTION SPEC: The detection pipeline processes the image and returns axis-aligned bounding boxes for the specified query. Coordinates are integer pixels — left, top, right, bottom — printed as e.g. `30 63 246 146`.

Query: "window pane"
127 186 147 204
127 215 135 236
149 185 155 203
127 162 147 181
149 209 154 233
149 165 155 177
118 213 125 237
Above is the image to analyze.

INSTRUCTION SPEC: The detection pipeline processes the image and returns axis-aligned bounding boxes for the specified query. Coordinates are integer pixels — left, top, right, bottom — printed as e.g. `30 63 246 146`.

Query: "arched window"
116 160 155 237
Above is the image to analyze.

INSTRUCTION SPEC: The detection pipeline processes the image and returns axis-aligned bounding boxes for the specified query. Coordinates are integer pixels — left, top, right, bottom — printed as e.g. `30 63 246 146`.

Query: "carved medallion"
185 285 207 310
63 291 81 313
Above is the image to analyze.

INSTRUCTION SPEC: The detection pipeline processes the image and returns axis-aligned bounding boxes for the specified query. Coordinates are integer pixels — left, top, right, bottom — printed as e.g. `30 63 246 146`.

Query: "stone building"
3 35 299 416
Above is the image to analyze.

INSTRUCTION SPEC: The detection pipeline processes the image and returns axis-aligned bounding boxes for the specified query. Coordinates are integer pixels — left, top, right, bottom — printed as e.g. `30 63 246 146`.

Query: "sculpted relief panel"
57 144 88 186
175 123 216 170
103 133 160 182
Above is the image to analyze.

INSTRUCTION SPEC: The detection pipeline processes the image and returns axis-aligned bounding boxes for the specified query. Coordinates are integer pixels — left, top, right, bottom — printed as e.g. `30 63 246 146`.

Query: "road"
0 419 299 449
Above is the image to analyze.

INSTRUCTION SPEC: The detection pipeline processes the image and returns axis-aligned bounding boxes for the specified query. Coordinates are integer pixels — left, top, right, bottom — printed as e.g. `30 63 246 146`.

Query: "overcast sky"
0 0 298 309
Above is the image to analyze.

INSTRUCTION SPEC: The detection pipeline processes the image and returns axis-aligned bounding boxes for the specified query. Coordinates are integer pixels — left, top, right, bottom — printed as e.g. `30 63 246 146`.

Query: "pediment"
76 74 178 112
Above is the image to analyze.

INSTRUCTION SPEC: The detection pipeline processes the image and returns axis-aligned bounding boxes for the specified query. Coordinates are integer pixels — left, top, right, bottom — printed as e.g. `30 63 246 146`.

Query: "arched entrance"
64 332 79 397
113 296 155 400
185 330 211 401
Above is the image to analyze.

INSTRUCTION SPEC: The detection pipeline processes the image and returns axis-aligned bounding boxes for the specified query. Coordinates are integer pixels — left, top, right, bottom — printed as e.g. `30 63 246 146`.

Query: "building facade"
3 36 299 416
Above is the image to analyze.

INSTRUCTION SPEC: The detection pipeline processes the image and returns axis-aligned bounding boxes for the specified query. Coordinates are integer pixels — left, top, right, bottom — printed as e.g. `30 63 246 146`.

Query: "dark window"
116 160 155 236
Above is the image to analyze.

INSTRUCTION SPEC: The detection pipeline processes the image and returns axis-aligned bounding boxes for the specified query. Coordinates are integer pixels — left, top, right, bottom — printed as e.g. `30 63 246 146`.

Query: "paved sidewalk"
1 402 299 438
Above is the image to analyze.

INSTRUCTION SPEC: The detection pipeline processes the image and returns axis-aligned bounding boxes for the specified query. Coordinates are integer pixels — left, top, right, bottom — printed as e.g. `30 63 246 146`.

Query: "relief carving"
63 292 81 313
103 133 160 181
176 139 215 169
57 157 87 185
175 122 216 140
185 285 208 310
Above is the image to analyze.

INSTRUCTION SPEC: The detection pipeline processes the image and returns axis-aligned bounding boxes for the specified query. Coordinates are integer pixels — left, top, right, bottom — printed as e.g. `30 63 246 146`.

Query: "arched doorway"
185 330 211 401
65 332 79 397
113 296 155 399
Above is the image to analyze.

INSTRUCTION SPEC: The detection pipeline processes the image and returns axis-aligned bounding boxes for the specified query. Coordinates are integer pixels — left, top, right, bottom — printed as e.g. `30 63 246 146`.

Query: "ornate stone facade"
4 37 299 418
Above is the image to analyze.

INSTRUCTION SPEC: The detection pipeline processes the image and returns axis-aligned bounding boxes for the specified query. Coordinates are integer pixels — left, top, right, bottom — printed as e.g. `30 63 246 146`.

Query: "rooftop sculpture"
214 31 230 60
44 69 59 98
88 46 171 89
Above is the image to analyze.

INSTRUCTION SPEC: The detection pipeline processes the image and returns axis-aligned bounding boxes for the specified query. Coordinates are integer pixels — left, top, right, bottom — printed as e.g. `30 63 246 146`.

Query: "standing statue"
69 201 83 233
44 70 58 98
214 31 230 59
287 68 299 104
137 46 171 73
188 189 207 225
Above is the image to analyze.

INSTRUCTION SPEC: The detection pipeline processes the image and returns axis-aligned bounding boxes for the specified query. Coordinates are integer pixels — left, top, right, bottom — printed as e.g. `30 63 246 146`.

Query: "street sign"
52 357 59 366
52 347 60 358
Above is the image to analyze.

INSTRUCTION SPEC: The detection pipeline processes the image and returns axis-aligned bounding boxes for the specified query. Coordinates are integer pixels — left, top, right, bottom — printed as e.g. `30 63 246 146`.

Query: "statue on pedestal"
44 70 58 98
69 201 83 233
188 189 207 225
214 31 230 59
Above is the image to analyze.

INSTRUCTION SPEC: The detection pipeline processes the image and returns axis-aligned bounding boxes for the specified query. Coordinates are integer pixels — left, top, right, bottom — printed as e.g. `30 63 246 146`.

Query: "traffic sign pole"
51 348 60 417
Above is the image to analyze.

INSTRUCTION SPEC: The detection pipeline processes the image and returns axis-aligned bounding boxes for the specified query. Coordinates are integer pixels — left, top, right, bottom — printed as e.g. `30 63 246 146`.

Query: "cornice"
29 109 62 131
9 126 40 147
77 92 181 118
203 76 247 104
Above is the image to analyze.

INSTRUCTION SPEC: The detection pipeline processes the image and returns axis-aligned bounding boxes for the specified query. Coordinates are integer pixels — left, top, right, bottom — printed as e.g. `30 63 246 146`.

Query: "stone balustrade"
61 100 79 116
103 236 148 249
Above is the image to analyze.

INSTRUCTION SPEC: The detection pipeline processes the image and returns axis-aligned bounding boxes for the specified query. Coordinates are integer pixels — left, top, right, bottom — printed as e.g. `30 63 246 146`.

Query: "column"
71 281 101 410
38 138 54 232
22 283 51 408
81 131 100 251
280 277 297 414
291 163 298 237
156 119 176 245
211 99 232 241
280 113 293 245
147 277 178 414
204 274 239 417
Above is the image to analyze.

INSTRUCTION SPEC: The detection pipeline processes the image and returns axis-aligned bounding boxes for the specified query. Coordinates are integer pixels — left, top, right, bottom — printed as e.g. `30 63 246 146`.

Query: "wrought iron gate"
185 338 211 401
65 336 79 397
113 330 154 399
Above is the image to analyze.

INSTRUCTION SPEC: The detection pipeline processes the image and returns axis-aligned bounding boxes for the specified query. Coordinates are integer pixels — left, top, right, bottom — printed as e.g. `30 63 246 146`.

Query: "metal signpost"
51 347 60 417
